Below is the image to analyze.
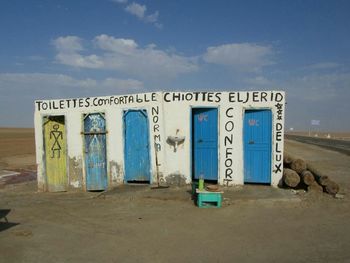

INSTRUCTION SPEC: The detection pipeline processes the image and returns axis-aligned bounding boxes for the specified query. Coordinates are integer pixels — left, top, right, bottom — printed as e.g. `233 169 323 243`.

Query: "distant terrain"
287 131 350 140
0 128 36 171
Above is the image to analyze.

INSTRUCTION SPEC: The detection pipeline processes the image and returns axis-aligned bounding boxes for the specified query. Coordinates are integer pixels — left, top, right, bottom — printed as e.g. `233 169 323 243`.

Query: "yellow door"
43 116 67 192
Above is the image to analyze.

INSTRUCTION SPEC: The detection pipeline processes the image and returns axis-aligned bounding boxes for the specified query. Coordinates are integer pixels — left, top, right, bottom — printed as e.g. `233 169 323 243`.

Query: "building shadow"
0 209 19 232
0 222 19 232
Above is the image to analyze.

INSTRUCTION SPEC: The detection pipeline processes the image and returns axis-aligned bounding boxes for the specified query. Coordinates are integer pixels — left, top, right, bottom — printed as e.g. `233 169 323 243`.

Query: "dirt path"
0 137 350 262
1 182 349 263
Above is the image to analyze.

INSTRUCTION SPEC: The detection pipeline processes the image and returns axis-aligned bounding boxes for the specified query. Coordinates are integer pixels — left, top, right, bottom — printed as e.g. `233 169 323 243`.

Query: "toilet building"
34 91 285 192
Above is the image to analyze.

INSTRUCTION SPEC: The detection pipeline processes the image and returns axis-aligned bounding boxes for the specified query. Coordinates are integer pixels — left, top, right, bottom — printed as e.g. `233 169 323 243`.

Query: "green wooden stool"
196 189 223 208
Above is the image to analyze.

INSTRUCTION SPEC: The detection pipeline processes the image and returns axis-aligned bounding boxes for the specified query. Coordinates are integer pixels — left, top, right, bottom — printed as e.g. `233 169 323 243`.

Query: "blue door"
192 108 218 181
124 110 151 182
244 110 272 184
84 113 107 190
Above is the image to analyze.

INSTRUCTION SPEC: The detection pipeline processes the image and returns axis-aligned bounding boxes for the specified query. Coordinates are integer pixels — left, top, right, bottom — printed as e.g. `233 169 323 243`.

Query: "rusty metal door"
43 115 67 192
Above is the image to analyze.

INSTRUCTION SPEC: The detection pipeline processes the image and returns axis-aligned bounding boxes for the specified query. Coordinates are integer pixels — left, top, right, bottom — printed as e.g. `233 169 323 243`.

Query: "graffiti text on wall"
36 91 285 112
223 107 234 185
162 91 284 104
228 92 284 103
36 93 157 111
274 96 284 174
164 92 222 103
151 106 161 153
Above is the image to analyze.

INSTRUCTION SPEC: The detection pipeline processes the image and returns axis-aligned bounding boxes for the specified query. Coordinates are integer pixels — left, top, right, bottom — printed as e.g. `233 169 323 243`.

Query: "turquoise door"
244 109 272 184
192 108 218 181
84 113 107 190
124 110 151 183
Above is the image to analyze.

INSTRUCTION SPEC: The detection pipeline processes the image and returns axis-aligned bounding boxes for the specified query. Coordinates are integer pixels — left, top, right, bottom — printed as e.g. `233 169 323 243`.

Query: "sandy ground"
0 128 36 171
0 129 350 262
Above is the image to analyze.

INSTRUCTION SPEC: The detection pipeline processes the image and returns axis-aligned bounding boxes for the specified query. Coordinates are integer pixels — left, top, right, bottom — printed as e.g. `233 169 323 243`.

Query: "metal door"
244 109 272 184
124 110 151 182
192 108 218 180
43 115 67 192
84 113 107 190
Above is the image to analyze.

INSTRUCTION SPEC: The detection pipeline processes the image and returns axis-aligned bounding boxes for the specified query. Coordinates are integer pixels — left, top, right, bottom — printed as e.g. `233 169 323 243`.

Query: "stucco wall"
34 91 285 191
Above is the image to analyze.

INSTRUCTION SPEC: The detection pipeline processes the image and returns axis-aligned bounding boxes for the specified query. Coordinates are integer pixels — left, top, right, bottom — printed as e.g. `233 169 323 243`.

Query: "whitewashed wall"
34 91 285 191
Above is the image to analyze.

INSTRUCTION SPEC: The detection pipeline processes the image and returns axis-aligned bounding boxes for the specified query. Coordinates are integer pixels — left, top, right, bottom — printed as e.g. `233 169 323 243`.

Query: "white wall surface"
34 91 285 191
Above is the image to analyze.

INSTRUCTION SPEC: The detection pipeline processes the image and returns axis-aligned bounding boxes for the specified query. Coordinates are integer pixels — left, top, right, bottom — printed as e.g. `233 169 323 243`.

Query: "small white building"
34 91 285 192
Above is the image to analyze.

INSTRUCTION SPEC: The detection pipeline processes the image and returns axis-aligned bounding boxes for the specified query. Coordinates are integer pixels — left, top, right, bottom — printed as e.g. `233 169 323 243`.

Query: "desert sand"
0 129 350 262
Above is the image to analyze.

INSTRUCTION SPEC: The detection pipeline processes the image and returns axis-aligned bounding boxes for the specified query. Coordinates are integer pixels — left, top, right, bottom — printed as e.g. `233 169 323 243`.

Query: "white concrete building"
34 91 285 192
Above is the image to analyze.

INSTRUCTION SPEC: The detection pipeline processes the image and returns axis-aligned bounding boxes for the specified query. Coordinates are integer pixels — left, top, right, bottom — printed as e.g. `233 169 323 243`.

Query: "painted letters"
223 107 234 185
151 106 162 154
36 93 158 112
163 92 221 103
229 91 284 103
274 95 284 174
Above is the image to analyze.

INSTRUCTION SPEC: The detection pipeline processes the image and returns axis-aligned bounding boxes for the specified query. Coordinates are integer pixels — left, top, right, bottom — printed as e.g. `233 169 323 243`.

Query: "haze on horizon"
0 0 349 131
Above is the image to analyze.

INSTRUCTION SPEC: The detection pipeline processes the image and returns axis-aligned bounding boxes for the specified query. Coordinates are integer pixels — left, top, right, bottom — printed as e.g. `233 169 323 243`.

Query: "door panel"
84 113 107 190
43 116 67 192
192 108 218 180
244 110 272 183
124 110 151 182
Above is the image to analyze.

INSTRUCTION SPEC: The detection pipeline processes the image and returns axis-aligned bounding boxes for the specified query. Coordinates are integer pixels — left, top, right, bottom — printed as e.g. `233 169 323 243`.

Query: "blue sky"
1 0 349 130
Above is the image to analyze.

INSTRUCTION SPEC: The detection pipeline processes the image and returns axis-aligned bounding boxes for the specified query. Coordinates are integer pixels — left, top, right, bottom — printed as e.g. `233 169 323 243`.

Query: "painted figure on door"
50 124 63 158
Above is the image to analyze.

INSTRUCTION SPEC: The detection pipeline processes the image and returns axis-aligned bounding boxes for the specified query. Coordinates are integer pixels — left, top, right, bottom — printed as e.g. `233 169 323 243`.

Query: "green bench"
196 189 223 208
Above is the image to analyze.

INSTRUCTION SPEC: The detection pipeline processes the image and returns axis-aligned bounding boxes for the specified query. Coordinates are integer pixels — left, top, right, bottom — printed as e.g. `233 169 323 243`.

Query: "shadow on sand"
0 209 19 232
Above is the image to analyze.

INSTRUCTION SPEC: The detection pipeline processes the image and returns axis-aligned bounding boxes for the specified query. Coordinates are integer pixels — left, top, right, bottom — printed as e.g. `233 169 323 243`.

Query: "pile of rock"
282 153 339 196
